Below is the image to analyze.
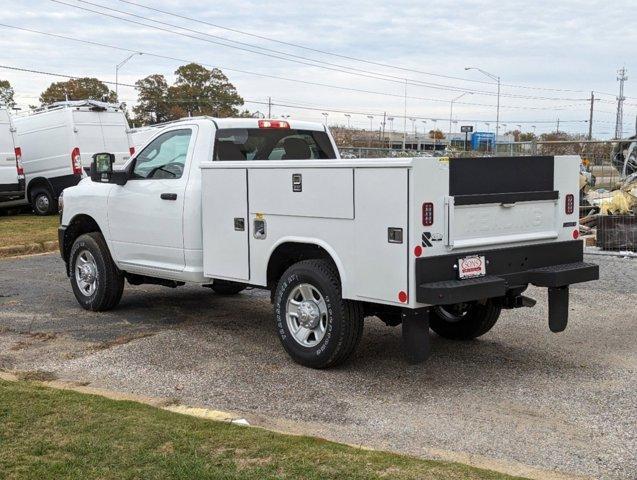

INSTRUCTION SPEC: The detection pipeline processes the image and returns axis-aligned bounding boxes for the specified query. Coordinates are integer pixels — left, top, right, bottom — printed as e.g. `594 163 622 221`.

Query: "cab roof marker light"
258 120 290 129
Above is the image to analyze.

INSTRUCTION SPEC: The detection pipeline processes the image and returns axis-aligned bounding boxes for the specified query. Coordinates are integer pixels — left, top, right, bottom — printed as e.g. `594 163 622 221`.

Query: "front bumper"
416 240 598 305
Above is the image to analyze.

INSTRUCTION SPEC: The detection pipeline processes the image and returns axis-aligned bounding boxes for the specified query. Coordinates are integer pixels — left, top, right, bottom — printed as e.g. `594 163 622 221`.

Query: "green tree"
167 63 244 118
519 132 537 142
39 77 116 105
133 74 171 125
0 80 16 108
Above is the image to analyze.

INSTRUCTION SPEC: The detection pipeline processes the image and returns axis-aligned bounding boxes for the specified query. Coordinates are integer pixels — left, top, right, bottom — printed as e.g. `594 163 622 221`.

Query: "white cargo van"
59 117 598 369
0 108 24 205
7 100 133 215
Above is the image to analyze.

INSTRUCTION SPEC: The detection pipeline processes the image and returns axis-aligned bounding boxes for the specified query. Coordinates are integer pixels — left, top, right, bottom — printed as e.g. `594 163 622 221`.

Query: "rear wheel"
430 300 501 340
69 232 124 311
274 259 363 369
31 187 56 216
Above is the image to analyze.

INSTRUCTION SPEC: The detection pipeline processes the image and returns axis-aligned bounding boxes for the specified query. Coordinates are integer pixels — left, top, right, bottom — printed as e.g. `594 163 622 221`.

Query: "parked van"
7 100 133 215
0 108 24 205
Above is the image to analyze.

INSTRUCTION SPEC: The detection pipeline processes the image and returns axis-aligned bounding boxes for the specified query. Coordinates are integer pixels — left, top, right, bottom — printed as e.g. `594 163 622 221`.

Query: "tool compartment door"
351 168 409 304
202 168 249 281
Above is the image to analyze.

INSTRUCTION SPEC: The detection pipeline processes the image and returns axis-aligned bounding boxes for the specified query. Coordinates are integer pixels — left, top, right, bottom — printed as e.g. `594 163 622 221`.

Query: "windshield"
214 128 336 161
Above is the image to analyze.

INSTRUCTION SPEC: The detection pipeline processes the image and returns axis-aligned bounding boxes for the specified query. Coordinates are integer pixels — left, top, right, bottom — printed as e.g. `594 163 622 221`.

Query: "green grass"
0 214 58 250
0 379 525 480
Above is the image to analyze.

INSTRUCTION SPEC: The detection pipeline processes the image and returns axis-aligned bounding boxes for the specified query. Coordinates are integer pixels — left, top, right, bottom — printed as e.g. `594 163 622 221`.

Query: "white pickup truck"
58 117 599 368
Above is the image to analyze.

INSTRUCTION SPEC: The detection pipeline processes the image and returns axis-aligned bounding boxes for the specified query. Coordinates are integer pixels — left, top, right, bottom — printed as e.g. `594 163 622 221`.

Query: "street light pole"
448 92 471 145
465 67 500 152
367 115 374 147
321 112 329 125
344 113 351 129
115 52 143 101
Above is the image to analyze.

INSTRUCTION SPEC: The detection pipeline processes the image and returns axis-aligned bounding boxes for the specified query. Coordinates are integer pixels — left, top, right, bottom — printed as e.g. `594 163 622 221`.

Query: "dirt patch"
92 332 155 351
15 370 59 382
235 455 273 470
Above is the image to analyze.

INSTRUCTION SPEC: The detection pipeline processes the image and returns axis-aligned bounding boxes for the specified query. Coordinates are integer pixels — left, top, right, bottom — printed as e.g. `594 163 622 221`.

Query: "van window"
131 129 192 179
214 129 336 161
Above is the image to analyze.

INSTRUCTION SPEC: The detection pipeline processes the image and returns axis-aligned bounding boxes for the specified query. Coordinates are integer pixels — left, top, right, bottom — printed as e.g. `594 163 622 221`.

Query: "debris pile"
582 174 637 251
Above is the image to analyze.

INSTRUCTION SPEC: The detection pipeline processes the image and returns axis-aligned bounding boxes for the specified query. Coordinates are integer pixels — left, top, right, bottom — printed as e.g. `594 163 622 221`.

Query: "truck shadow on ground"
109 285 596 391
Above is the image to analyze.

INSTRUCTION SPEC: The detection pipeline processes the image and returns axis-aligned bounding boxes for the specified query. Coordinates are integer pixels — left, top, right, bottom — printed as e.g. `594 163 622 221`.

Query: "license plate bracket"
458 255 486 279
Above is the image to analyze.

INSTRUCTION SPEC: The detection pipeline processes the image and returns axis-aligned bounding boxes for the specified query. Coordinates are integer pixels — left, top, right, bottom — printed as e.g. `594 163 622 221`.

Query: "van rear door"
445 156 561 250
97 110 132 166
0 111 22 201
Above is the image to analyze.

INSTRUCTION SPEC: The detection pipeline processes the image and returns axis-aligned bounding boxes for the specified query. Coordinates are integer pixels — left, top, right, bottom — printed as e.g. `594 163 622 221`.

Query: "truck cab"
59 117 598 368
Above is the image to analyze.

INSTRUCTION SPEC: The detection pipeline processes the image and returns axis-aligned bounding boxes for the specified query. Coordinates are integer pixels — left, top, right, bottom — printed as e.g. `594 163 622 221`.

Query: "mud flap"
402 308 431 364
548 286 569 333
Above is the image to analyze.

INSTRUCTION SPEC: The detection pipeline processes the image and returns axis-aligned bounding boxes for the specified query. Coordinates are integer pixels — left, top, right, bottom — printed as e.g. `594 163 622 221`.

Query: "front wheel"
274 259 364 369
429 300 501 340
69 232 124 311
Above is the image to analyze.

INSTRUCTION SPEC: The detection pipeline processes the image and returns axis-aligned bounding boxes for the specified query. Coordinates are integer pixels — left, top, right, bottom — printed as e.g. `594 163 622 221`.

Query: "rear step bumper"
416 240 599 305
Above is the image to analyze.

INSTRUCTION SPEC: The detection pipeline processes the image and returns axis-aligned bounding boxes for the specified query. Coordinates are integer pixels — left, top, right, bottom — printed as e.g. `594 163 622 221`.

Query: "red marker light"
398 291 408 303
414 245 423 257
572 229 580 240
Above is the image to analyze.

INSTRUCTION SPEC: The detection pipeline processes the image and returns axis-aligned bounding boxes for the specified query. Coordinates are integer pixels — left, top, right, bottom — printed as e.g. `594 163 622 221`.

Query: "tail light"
14 147 24 178
258 120 289 129
71 147 82 175
565 194 574 215
422 202 434 226
129 146 135 156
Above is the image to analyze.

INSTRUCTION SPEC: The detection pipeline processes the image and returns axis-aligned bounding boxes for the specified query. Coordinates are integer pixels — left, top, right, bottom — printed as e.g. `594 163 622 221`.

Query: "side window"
131 129 192 180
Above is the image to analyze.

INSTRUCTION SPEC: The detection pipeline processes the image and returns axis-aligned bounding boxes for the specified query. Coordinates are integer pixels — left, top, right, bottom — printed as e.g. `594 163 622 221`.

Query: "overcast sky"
1 0 636 137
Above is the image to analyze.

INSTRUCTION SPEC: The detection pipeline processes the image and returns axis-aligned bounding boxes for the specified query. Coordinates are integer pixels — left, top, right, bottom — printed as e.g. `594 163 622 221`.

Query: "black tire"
69 232 124 311
430 300 501 340
211 280 246 295
274 259 364 369
30 187 57 216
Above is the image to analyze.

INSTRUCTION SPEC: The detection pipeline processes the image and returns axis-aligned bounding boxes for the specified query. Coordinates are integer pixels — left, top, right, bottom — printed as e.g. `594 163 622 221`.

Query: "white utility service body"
7 100 133 214
0 108 24 204
59 117 599 368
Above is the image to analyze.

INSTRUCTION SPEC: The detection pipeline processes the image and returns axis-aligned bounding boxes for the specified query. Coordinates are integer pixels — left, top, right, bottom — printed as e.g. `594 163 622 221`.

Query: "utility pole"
556 118 560 134
615 67 628 139
402 80 407 150
588 91 594 140
381 111 387 148
267 97 272 118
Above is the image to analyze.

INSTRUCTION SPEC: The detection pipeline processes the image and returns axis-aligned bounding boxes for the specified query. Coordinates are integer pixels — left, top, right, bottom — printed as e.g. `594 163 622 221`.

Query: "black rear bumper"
416 241 598 305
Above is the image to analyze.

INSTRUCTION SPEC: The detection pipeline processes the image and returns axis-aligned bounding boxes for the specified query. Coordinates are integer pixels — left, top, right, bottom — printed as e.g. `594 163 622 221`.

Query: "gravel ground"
0 252 635 479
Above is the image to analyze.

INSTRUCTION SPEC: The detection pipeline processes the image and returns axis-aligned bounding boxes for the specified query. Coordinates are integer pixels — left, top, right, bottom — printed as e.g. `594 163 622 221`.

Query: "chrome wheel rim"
286 283 328 347
75 250 98 297
35 194 49 213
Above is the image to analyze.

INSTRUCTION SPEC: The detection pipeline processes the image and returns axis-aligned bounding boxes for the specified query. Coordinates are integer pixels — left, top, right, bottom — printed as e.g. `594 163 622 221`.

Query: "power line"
115 0 599 96
47 0 590 102
2 63 597 127
0 23 593 113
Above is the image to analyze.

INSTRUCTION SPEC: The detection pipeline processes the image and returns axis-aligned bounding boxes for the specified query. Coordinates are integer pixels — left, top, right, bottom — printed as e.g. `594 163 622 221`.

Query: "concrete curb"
0 240 58 259
0 371 591 480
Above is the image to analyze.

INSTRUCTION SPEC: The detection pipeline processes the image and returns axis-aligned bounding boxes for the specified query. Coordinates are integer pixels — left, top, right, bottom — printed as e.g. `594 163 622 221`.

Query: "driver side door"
107 127 195 275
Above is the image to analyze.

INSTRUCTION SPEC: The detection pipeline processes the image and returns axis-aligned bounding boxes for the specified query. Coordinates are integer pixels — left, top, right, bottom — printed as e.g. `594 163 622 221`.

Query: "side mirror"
90 152 127 186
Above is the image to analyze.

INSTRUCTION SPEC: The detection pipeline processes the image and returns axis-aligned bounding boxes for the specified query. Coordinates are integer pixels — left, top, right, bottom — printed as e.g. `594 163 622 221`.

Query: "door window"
131 129 192 179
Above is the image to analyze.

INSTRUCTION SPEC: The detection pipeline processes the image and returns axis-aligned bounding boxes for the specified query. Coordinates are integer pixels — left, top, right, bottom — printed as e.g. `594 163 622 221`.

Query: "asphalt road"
0 252 635 479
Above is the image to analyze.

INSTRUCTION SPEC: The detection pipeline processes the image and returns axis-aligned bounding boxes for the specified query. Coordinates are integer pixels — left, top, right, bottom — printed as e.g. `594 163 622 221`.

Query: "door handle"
160 193 177 200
